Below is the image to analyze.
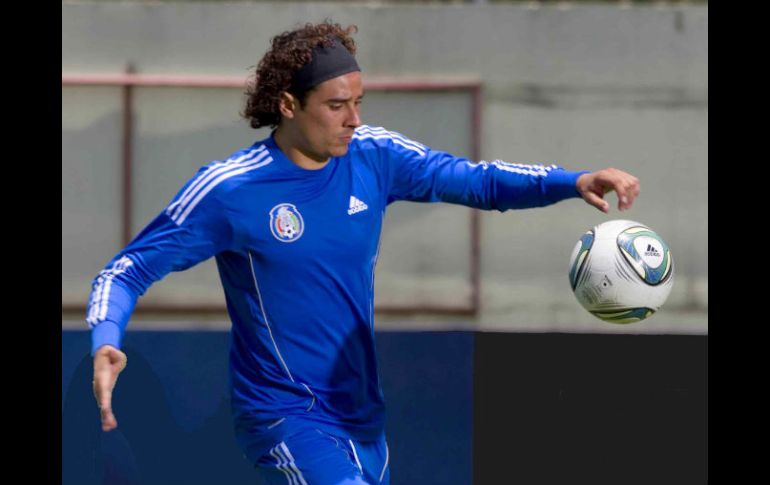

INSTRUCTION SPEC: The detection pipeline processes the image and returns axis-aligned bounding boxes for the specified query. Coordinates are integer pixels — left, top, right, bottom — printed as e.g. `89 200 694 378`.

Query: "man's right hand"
92 344 128 432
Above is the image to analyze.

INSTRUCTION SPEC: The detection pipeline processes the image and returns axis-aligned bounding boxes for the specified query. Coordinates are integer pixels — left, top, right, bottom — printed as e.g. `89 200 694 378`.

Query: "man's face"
289 71 364 162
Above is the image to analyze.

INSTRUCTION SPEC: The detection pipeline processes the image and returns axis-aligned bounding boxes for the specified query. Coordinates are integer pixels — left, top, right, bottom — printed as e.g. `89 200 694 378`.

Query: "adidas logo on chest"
347 195 368 215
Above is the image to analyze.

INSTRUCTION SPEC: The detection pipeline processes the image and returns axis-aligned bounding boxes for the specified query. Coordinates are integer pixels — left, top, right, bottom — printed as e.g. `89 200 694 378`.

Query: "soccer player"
88 21 639 485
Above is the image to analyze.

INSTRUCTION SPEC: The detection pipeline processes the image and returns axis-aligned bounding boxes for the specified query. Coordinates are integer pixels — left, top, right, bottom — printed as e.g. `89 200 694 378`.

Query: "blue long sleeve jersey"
87 125 588 461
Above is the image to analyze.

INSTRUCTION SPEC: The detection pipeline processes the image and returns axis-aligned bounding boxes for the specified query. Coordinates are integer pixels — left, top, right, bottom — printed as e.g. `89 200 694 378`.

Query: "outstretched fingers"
578 168 640 212
92 346 127 432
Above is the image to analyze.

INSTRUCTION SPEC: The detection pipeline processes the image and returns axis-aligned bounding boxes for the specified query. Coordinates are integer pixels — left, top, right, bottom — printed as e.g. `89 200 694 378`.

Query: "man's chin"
330 145 350 157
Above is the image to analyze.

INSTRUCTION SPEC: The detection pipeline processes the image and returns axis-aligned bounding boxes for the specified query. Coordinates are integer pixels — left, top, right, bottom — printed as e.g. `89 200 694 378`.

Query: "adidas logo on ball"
645 244 660 257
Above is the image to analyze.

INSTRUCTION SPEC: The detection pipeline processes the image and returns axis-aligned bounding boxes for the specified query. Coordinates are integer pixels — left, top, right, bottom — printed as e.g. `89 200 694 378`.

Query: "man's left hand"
576 168 640 213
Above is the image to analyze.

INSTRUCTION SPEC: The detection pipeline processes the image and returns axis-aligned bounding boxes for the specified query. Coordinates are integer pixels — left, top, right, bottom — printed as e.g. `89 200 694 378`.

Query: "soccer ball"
568 220 674 324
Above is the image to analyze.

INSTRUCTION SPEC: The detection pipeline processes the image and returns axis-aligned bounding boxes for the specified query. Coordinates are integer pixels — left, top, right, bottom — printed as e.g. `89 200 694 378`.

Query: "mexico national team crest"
269 203 304 243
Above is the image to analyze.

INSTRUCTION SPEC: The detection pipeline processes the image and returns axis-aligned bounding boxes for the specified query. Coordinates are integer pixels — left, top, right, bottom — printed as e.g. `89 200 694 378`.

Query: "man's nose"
346 105 361 128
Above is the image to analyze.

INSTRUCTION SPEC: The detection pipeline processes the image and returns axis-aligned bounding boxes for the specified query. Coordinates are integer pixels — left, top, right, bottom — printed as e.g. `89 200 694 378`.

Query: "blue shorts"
254 427 390 485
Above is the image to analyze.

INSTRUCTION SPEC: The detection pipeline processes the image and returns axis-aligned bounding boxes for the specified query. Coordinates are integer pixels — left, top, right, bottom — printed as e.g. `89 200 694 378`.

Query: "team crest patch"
269 203 304 243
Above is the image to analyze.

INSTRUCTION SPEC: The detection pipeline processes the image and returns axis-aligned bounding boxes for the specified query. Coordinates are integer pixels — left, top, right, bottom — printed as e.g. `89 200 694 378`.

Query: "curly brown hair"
242 21 358 129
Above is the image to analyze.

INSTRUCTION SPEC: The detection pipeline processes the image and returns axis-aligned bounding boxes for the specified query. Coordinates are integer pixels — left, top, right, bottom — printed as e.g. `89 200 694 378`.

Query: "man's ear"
278 91 298 120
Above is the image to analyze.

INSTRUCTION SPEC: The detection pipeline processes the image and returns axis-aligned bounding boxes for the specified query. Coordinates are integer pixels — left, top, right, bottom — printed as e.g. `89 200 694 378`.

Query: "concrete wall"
62 2 707 334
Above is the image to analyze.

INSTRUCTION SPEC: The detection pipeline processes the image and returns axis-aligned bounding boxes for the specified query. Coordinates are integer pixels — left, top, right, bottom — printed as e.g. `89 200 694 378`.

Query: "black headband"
290 38 360 93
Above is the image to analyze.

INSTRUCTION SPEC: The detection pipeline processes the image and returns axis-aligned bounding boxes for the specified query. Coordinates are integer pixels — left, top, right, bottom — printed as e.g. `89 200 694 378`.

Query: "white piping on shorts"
279 443 307 485
269 441 308 485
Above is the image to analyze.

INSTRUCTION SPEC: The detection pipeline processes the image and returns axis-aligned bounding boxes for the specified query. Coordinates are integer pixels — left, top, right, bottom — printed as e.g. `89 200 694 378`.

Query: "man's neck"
273 127 330 171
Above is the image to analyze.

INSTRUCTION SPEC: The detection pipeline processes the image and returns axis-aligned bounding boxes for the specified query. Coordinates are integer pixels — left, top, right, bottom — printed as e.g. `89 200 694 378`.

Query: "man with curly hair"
89 21 639 485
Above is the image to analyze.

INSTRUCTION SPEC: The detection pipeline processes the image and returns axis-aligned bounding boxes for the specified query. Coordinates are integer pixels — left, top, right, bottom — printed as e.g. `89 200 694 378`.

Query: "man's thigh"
254 428 389 485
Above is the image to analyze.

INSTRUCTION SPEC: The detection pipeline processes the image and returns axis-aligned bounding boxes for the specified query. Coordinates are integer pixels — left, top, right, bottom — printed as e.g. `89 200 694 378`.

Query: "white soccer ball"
567 219 674 324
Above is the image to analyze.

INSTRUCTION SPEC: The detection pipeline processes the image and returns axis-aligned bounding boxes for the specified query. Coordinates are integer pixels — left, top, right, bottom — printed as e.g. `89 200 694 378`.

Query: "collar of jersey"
264 132 339 176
